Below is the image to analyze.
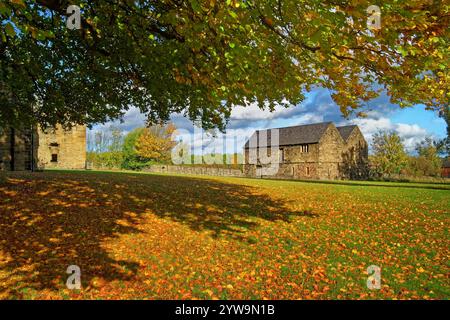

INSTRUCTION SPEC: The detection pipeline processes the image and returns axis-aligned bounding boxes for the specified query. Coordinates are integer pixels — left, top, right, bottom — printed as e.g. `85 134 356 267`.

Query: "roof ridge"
244 122 338 148
336 125 358 141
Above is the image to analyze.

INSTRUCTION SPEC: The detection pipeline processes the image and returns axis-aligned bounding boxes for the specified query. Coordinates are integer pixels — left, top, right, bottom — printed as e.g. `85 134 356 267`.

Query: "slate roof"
336 125 357 141
244 122 357 148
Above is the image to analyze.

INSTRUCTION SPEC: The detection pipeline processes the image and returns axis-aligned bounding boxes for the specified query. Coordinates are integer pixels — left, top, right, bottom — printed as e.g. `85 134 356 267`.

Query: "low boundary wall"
142 165 244 177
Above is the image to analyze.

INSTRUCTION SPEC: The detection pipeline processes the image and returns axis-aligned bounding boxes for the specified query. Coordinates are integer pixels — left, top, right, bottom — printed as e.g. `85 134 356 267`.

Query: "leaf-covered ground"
0 170 448 299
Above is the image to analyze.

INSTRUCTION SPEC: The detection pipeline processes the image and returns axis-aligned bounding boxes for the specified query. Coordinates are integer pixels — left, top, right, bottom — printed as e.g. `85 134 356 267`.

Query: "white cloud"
91 107 147 135
174 127 255 155
88 89 437 155
230 102 292 121
351 117 430 152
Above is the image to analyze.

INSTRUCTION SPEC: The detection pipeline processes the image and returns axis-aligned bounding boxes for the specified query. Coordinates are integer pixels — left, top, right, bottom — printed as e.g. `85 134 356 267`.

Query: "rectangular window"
306 166 310 176
51 154 58 162
300 144 309 153
280 148 284 163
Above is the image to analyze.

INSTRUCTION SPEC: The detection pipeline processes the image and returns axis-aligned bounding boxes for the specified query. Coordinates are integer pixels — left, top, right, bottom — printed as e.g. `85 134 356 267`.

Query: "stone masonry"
243 122 368 180
37 125 86 170
0 125 86 171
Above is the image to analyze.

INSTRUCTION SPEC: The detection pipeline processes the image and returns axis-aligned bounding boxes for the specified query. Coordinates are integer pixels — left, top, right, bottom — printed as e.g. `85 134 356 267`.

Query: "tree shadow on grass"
0 171 314 297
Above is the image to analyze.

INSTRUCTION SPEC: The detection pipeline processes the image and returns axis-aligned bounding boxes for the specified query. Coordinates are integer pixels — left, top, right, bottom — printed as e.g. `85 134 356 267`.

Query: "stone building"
243 122 368 180
0 125 86 171
442 158 450 178
0 127 37 171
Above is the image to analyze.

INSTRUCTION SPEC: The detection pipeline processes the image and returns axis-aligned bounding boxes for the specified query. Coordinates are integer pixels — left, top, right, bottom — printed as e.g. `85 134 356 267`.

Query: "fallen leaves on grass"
0 171 448 300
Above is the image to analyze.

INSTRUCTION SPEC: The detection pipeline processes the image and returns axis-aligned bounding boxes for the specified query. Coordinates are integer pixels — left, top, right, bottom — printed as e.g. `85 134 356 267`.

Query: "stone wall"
317 125 346 179
242 124 369 180
280 143 320 179
243 144 321 179
442 167 450 178
0 127 11 170
1 125 86 171
37 125 86 170
143 165 244 177
243 125 346 180
283 143 319 163
339 127 369 179
0 127 37 171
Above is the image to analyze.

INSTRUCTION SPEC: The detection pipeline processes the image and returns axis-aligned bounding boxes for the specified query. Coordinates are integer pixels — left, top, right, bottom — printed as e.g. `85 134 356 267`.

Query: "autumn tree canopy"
1 0 448 130
135 123 177 162
371 130 408 176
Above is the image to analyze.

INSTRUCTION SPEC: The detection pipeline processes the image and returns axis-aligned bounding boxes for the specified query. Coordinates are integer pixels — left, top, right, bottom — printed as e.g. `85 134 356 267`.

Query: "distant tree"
92 130 110 153
436 105 450 157
86 126 124 168
371 130 408 177
408 137 442 177
121 128 146 170
135 123 177 163
103 126 124 168
86 131 95 153
108 126 124 153
87 125 123 153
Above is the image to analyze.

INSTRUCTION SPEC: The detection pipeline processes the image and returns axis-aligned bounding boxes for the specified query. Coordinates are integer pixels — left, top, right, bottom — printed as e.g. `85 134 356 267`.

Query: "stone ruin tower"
0 125 86 171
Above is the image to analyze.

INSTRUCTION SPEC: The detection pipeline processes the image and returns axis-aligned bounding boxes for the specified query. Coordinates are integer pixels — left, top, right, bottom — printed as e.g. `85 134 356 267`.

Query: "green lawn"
0 170 448 299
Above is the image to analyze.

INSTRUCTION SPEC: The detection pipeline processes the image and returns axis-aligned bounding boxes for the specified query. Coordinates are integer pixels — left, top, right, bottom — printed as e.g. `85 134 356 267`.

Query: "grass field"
0 170 448 299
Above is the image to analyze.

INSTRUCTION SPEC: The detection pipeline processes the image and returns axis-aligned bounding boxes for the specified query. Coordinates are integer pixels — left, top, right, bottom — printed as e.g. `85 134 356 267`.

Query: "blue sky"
91 88 447 154
389 106 445 138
